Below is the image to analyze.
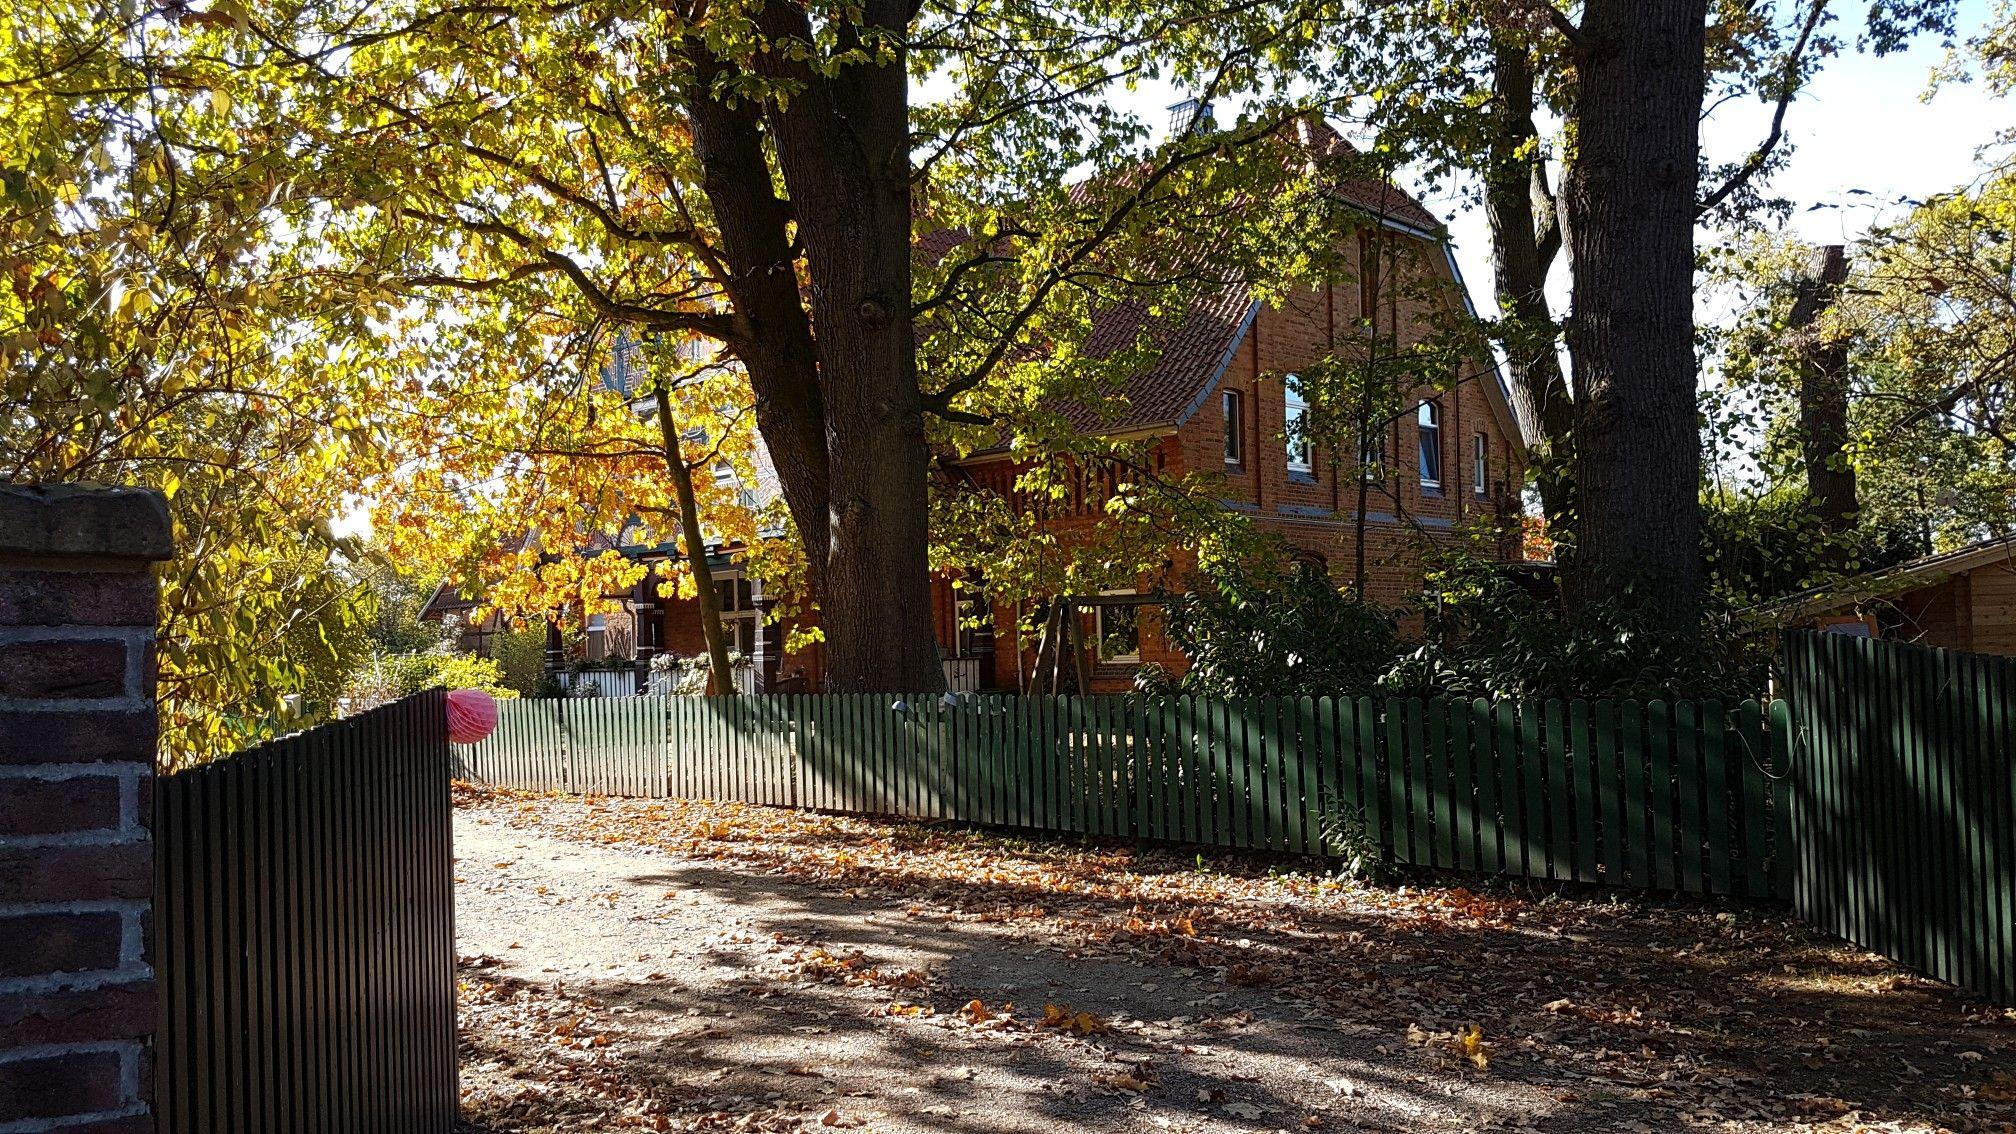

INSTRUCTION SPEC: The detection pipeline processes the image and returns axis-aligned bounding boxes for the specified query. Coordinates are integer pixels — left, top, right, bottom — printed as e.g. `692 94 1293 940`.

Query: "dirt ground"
451 785 2016 1134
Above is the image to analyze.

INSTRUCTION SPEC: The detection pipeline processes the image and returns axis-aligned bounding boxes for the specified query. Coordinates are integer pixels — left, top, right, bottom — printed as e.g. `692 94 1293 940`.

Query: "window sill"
1287 470 1317 485
1223 462 1246 475
1420 484 1443 498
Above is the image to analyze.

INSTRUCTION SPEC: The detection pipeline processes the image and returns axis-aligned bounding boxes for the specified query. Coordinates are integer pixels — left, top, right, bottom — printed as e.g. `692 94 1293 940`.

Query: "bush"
342 649 519 713
1157 547 1771 705
1394 554 1771 702
489 627 548 696
1157 558 1399 700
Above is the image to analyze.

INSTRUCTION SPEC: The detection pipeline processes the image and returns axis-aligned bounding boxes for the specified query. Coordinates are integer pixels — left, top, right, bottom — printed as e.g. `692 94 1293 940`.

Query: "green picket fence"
1784 632 2015 1005
459 692 1792 899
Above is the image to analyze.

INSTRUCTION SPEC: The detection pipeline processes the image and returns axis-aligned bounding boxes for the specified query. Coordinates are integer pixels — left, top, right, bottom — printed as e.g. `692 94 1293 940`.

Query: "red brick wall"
1171 240 1526 609
951 232 1527 690
0 485 171 1133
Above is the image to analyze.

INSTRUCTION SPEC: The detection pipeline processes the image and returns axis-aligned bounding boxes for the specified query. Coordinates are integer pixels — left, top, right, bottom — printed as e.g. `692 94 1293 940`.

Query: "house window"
1285 379 1312 474
1417 401 1442 490
1473 433 1488 496
1095 591 1141 663
716 575 758 656
1222 390 1244 467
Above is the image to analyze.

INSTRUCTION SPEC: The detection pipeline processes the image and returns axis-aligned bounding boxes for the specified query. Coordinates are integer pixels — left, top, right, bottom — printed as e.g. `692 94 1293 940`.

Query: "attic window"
1285 379 1313 474
1473 433 1488 496
1417 401 1442 490
1222 390 1244 467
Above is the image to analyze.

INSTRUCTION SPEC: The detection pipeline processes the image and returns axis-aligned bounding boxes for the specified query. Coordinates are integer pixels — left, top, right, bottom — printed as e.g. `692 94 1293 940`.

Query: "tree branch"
1697 0 1829 217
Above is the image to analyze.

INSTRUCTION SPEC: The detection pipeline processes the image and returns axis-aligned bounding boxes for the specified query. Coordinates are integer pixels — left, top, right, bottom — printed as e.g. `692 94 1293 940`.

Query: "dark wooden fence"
1784 632 2015 1005
156 691 458 1133
460 693 1792 899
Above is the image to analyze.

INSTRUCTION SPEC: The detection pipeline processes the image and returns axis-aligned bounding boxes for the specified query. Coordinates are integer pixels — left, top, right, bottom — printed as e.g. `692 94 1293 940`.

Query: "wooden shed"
1783 537 2016 655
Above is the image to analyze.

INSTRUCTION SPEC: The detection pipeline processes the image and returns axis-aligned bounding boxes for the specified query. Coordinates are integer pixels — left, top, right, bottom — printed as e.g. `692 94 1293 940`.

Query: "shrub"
342 649 518 713
1396 553 1771 702
1157 558 1399 700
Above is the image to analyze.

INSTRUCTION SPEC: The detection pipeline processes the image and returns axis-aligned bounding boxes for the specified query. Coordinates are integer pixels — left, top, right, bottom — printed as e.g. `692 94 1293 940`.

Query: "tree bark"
1561 0 1710 626
1484 41 1577 573
683 45 832 608
1789 244 1857 561
654 385 738 695
755 0 946 693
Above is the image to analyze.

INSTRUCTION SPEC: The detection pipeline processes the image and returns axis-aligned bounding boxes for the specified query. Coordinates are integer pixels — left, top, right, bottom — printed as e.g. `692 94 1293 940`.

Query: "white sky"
1432 0 2008 319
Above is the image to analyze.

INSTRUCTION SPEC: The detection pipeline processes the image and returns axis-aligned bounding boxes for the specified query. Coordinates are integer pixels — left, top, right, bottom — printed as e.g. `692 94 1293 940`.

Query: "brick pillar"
0 485 172 1134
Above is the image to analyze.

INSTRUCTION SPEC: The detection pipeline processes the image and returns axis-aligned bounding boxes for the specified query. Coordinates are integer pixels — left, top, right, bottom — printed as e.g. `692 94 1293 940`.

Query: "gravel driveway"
452 789 2016 1133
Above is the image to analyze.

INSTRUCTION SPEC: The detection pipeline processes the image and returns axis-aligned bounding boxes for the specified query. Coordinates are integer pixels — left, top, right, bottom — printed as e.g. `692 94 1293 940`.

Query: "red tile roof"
919 118 1451 441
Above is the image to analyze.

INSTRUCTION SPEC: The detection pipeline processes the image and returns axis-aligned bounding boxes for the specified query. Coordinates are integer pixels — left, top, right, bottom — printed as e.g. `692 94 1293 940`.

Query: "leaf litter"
453 782 2016 1133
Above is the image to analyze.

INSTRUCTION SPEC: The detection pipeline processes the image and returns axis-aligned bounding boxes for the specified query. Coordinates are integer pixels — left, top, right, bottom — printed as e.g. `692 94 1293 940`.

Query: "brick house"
623 132 1530 694
456 123 1532 694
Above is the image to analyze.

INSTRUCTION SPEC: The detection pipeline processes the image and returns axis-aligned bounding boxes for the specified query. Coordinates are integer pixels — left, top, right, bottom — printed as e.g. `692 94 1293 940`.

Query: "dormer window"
1285 379 1312 474
1417 401 1442 491
1222 390 1243 467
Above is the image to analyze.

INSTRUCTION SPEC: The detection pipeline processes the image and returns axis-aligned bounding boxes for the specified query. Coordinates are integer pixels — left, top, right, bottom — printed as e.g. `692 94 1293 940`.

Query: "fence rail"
1785 632 2015 1005
156 691 458 1133
460 692 1792 899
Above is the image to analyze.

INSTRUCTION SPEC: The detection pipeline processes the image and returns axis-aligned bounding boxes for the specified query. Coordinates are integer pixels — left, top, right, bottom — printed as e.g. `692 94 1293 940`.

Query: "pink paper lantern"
446 688 499 745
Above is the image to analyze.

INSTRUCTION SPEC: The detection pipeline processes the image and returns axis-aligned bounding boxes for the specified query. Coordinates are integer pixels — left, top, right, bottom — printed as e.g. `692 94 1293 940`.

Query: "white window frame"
1094 589 1141 663
1222 389 1244 466
1284 378 1313 474
1473 433 1488 496
1417 400 1442 490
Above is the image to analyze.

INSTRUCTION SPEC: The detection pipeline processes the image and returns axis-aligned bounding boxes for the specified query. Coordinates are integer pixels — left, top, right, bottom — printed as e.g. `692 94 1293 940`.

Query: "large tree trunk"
1484 41 1577 576
757 0 946 693
683 47 832 607
1789 244 1858 563
1561 0 1710 626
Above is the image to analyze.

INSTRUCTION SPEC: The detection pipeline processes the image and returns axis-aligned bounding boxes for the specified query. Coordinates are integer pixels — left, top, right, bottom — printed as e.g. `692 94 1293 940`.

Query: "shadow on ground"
452 792 2016 1133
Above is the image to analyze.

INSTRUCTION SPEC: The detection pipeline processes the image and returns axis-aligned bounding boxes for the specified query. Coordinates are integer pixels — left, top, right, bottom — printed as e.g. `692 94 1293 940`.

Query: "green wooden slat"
1362 694 1378 859
1264 696 1287 852
1674 700 1704 894
1735 700 1767 898
1321 697 1348 858
1384 697 1409 863
1928 647 1959 984
1646 700 1676 890
1085 695 1107 837
1175 696 1197 844
1544 700 1571 881
1290 696 1316 856
1952 653 1989 996
1127 697 1148 841
1991 656 2016 1003
1519 701 1546 879
1768 697 1795 903
1248 696 1270 851
1251 697 1276 852
1592 699 1623 886
1238 698 1263 849
1479 700 1508 874
1425 698 1452 868
1701 701 1731 895
1404 698 1430 865
1569 700 1598 883
1447 699 1475 872
1046 694 1064 832
1618 700 1649 888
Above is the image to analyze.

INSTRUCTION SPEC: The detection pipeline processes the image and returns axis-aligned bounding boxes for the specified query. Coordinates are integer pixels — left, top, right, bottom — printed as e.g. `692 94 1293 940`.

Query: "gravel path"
451 806 1621 1133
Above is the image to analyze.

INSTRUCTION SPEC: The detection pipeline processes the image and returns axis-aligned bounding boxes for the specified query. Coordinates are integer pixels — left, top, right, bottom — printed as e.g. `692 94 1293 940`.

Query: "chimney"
1166 98 1215 139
